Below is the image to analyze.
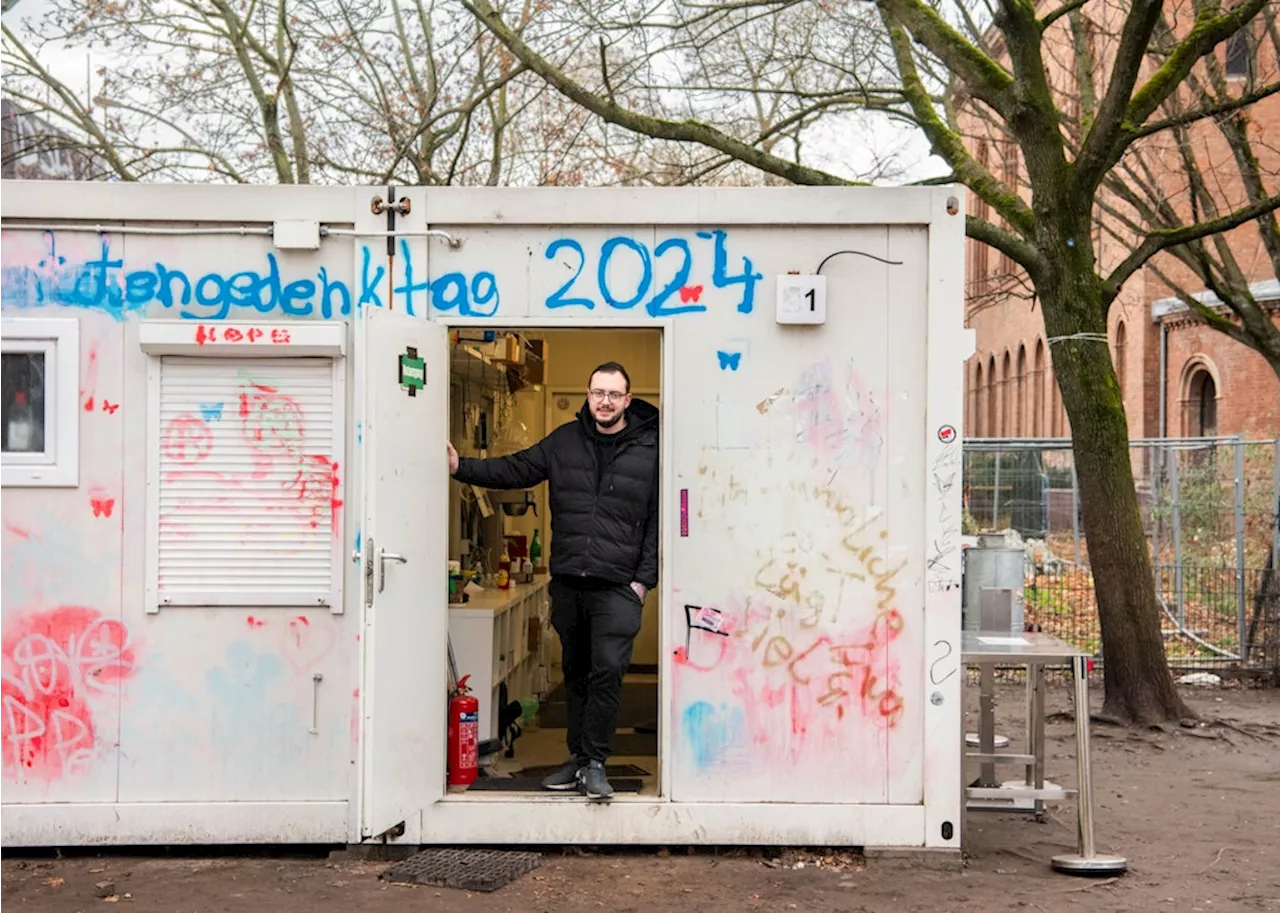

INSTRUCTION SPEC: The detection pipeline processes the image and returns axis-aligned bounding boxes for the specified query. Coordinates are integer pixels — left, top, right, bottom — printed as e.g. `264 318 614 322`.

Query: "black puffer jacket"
453 398 659 589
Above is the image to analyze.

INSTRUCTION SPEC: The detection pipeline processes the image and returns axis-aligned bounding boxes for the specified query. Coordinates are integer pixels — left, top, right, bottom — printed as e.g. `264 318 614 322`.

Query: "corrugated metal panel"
156 356 338 606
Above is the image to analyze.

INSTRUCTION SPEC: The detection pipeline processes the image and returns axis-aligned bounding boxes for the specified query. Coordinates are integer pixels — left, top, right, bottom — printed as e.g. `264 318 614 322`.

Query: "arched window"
1015 344 1027 437
1049 367 1062 437
1188 369 1218 436
974 361 985 437
1001 351 1013 437
1113 321 1127 404
987 355 998 437
1032 339 1045 437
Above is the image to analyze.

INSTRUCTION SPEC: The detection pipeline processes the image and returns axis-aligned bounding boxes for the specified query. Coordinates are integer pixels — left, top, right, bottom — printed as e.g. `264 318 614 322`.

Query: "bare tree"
463 0 1280 724
0 0 630 185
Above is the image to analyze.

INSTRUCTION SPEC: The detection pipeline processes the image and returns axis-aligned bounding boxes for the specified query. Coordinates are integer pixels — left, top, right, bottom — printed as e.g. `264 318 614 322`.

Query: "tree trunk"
1042 280 1193 724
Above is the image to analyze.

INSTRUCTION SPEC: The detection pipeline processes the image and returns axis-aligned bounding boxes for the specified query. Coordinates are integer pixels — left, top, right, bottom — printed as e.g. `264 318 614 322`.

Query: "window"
1001 351 1012 437
1 318 79 487
140 322 346 612
1113 321 1127 403
1225 30 1251 80
1188 369 1218 437
986 355 998 437
1015 345 1027 437
974 361 985 437
1032 340 1045 437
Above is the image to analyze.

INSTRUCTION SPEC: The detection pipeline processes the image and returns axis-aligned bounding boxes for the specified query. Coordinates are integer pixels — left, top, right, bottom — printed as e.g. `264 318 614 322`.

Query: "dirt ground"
3 680 1278 913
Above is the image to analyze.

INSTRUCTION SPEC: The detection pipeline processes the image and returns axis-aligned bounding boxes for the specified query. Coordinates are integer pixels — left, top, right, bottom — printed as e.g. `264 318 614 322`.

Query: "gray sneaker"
578 760 614 800
540 756 585 791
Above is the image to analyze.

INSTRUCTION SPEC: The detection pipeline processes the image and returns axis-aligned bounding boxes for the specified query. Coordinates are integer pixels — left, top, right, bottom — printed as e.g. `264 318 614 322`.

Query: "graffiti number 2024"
544 230 762 317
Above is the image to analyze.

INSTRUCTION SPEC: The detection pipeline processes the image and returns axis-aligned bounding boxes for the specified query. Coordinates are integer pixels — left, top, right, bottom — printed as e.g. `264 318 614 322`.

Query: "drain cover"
382 848 543 892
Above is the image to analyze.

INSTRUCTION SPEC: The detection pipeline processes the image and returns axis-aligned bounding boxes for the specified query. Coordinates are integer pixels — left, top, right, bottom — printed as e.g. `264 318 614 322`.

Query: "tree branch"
879 7 1038 242
1129 79 1280 141
462 0 859 187
1104 192 1280 302
875 0 1014 112
1073 0 1164 191
1079 0 1269 190
968 214 1047 278
1039 0 1091 31
1125 0 1269 130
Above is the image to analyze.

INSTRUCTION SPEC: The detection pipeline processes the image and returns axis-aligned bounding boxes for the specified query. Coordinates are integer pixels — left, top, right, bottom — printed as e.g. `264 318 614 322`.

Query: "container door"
358 305 449 839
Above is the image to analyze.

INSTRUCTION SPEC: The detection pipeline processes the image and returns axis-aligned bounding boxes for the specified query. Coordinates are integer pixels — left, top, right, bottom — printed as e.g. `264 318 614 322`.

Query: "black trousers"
549 578 644 763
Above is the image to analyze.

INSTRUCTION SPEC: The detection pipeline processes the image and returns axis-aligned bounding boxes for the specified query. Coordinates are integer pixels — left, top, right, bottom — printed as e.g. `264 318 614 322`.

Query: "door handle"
379 548 408 593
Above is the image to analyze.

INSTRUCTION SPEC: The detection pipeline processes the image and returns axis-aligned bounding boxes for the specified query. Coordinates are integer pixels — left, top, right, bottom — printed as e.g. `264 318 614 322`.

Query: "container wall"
417 213 939 806
1 206 362 834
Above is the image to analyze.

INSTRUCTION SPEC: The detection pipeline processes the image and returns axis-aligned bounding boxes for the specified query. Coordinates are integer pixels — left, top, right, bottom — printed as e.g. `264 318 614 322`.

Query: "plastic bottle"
497 544 511 589
7 391 34 452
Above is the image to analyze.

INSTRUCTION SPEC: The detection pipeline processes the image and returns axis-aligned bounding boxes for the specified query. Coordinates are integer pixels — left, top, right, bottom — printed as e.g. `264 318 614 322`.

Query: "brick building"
962 10 1280 443
1 99 105 181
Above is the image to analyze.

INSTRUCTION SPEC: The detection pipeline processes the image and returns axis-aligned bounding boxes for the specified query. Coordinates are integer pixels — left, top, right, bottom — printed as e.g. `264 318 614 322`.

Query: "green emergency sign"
399 349 425 396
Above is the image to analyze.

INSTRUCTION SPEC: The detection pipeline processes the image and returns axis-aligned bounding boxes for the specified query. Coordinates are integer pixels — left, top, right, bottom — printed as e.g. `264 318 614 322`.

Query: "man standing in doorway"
447 362 659 800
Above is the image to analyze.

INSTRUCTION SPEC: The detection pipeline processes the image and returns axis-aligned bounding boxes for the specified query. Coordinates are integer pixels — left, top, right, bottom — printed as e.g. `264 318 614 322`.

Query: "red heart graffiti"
679 285 703 303
280 615 336 673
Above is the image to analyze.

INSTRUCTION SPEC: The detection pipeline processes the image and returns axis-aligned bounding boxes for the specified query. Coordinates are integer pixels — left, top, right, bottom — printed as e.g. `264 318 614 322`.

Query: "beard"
594 409 624 429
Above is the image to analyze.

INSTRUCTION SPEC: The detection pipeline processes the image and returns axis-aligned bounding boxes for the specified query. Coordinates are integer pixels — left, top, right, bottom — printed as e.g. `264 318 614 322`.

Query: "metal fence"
963 436 1280 670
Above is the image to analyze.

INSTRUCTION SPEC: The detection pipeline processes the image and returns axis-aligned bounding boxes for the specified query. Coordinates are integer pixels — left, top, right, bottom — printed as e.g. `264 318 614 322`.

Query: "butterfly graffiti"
716 350 742 371
90 498 115 518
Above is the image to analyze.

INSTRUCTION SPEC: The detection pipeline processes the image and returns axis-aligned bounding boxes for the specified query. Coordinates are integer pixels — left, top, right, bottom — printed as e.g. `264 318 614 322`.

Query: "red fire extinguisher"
447 674 479 787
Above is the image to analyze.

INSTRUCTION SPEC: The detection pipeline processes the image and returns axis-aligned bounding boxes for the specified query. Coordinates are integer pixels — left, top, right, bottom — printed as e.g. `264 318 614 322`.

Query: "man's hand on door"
447 441 459 474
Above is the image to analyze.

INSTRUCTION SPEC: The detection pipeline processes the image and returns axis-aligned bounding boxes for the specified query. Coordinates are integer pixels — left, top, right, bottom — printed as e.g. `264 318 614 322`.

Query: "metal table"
961 631 1127 875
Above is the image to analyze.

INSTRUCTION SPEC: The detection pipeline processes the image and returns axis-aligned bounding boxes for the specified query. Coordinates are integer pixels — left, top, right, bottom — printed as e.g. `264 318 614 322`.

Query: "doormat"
382 847 543 892
467 775 643 793
518 762 649 778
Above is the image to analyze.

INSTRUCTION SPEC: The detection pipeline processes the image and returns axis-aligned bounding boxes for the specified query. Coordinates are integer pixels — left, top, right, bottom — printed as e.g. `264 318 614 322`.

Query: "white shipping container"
0 182 968 850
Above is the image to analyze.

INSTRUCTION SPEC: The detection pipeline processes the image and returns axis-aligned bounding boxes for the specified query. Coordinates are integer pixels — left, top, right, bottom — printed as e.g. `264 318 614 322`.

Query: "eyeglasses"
588 390 627 403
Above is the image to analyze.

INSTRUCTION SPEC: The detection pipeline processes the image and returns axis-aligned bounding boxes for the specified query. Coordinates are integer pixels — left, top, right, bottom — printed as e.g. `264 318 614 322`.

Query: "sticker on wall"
399 347 425 397
937 424 957 444
680 489 689 537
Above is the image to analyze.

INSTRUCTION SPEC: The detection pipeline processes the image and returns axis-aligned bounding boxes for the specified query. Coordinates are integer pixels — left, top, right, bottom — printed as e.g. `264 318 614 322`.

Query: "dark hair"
588 361 631 393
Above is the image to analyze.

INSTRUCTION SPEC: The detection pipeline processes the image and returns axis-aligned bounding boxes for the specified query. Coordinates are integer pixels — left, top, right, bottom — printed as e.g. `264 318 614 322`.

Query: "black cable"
816 249 904 273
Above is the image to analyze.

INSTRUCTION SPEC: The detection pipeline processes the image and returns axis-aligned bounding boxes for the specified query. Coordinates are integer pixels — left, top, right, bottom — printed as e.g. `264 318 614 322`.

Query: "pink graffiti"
791 360 883 458
1 607 135 782
161 414 213 464
239 381 305 461
280 615 337 673
675 594 905 765
160 374 343 535
286 455 344 534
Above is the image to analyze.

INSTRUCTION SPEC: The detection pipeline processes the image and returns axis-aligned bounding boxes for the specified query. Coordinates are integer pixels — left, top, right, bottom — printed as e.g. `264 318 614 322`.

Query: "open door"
358 305 449 840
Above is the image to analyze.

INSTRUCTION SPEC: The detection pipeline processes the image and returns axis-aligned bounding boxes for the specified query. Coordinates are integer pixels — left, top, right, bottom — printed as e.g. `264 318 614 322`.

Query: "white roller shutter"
149 355 342 608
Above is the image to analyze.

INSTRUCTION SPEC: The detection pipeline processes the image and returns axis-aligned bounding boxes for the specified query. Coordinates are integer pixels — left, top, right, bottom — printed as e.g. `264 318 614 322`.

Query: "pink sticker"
680 489 689 537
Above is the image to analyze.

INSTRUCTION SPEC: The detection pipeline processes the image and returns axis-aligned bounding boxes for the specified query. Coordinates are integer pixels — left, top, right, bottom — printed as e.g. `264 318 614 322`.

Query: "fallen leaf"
43 877 65 887
104 897 120 904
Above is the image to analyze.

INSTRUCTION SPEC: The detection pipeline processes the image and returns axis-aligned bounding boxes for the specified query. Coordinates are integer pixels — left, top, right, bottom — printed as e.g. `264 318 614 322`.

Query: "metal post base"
1050 852 1128 875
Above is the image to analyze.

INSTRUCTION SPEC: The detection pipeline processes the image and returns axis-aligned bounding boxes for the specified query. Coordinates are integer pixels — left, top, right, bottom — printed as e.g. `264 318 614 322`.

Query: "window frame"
1224 30 1251 81
1 317 80 488
139 321 347 613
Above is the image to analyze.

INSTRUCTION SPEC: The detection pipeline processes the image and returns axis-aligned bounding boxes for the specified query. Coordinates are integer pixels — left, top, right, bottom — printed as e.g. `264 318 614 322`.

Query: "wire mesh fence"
963 436 1280 671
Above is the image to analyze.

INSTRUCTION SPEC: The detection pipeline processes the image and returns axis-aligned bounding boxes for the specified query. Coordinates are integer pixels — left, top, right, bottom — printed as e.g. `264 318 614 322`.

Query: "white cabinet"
448 579 553 739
